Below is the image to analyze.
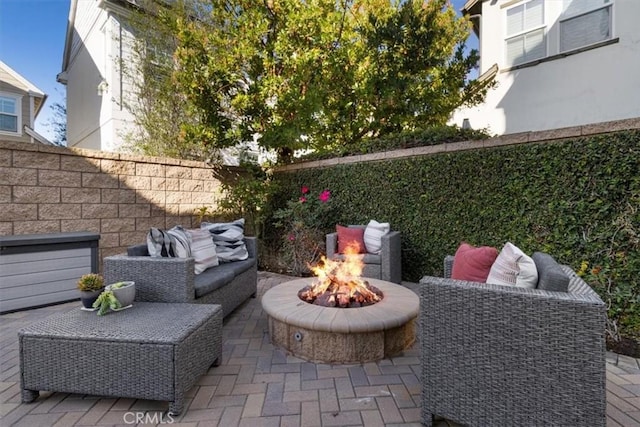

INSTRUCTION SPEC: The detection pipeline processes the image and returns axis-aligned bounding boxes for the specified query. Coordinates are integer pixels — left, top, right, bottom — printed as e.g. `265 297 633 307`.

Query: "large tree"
124 0 491 162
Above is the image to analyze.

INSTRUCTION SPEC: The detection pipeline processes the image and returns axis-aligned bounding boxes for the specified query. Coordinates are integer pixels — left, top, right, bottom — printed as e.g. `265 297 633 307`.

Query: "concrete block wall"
0 140 226 267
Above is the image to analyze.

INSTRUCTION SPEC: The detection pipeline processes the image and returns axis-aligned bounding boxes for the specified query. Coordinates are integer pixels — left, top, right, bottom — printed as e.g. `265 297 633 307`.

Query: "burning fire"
298 243 383 307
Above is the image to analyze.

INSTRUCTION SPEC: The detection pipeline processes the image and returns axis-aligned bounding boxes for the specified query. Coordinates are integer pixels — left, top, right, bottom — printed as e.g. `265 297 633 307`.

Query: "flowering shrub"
273 185 336 275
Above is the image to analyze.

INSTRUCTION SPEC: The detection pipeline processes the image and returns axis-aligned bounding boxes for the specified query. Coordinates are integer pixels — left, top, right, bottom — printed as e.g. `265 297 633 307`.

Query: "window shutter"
524 0 544 29
507 5 524 36
524 28 546 62
506 37 525 66
560 6 611 52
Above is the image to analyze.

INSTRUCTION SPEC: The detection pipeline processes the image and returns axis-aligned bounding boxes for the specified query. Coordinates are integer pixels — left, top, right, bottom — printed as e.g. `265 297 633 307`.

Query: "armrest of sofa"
444 255 454 278
103 254 196 303
380 231 401 283
326 232 338 259
244 236 257 261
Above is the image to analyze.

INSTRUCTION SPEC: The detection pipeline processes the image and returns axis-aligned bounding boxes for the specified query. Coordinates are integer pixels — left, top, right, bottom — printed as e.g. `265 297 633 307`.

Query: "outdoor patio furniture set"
17 227 608 426
19 227 258 415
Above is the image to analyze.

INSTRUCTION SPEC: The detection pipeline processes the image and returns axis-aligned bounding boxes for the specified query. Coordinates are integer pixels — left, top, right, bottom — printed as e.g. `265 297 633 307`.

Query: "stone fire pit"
261 277 419 364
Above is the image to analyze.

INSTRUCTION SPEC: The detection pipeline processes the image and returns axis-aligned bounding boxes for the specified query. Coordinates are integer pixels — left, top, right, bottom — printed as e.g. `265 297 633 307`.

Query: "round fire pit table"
262 277 419 364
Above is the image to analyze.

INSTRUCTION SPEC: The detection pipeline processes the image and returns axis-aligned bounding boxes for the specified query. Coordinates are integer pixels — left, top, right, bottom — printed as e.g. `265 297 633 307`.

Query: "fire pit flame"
298 243 383 308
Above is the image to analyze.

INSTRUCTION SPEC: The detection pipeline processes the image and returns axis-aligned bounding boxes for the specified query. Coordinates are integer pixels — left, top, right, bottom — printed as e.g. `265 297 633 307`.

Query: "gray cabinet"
0 232 100 313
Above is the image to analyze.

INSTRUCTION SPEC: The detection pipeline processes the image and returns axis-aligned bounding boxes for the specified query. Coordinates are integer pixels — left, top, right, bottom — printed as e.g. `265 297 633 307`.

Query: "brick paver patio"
1 271 639 426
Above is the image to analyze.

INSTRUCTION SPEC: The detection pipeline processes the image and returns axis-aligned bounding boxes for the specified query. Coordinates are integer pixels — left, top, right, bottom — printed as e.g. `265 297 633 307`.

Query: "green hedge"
266 129 640 340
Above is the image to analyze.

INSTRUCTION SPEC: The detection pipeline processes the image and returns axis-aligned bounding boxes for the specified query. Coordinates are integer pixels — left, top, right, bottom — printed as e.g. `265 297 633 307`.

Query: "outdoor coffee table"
19 302 222 415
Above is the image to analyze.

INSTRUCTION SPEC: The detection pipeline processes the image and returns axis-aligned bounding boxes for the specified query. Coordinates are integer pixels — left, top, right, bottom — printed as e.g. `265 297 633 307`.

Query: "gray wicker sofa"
419 254 607 427
104 237 257 318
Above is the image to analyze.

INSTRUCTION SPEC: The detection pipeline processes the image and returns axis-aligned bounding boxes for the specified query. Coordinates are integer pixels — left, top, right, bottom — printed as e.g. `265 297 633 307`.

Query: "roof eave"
60 0 78 74
462 0 484 16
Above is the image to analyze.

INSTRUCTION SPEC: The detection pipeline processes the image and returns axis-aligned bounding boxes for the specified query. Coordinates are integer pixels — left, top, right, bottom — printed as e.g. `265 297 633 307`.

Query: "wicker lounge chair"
326 226 402 283
419 255 607 427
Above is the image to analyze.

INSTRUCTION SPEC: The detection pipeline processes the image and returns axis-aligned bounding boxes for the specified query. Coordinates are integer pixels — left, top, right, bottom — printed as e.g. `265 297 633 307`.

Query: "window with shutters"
560 0 612 53
0 93 20 135
505 0 546 67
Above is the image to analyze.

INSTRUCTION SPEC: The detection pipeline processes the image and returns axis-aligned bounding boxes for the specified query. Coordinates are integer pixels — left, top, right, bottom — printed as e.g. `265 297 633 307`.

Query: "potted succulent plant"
92 281 135 315
77 273 105 309
93 289 122 315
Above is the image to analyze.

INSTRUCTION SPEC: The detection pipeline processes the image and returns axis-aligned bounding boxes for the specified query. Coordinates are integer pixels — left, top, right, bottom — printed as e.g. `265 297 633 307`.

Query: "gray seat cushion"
532 252 570 292
332 253 381 265
194 264 236 298
222 258 255 276
194 259 255 298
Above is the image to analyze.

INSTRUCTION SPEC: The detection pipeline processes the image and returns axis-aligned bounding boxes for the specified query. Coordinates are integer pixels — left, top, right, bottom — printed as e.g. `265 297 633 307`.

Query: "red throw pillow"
451 242 499 282
336 225 366 254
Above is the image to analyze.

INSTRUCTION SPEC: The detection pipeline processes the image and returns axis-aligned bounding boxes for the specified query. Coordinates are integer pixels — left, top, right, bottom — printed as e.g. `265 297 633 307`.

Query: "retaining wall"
0 141 226 267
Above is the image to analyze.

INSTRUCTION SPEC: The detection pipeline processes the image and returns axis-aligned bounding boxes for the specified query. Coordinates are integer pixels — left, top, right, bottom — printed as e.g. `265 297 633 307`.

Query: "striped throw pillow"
363 220 390 254
147 227 176 257
201 218 249 262
167 225 192 258
187 228 219 274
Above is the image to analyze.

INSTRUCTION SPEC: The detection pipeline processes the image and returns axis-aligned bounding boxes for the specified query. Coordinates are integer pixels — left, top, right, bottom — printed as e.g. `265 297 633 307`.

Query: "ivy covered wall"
267 130 639 339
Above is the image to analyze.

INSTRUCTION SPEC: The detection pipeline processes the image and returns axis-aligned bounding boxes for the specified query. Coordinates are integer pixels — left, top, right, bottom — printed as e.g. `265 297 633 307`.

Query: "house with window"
57 0 137 152
57 0 259 164
450 0 640 135
0 60 50 144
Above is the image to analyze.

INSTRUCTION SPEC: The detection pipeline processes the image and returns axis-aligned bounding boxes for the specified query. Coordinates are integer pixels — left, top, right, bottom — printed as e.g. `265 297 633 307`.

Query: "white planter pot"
106 281 136 307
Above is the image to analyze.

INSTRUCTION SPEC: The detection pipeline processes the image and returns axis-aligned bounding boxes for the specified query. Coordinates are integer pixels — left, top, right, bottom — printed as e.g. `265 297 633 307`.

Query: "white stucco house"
0 61 51 145
57 0 260 164
450 0 640 135
57 0 137 152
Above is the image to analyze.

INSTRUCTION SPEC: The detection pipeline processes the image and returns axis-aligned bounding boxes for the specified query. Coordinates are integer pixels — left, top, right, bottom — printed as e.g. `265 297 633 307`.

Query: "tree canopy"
124 0 492 163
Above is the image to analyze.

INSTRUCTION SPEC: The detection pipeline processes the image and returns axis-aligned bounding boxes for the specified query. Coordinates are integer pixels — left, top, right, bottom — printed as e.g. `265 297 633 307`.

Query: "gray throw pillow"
532 252 570 292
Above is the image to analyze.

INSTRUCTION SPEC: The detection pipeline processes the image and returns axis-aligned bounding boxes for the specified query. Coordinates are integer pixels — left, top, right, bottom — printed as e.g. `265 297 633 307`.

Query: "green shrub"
271 185 336 275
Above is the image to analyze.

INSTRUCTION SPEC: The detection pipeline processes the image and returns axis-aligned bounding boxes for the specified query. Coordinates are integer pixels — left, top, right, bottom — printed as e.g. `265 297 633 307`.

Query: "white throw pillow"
187 228 219 274
363 220 390 254
486 242 538 288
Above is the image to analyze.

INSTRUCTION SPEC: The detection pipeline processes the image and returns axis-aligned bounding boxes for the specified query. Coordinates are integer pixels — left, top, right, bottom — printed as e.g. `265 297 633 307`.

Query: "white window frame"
559 0 613 53
0 91 22 136
504 0 547 67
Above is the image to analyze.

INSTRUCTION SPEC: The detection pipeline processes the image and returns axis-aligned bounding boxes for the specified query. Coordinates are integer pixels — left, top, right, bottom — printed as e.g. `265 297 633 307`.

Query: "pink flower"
301 185 309 194
299 196 307 203
288 234 296 241
318 189 331 203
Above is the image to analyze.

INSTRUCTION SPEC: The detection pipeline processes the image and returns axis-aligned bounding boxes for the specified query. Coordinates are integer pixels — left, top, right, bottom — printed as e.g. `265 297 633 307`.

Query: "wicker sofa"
104 237 257 318
419 255 607 427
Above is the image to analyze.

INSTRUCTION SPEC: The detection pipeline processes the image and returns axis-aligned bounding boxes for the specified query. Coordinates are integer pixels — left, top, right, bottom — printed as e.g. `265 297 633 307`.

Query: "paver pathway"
1 271 639 426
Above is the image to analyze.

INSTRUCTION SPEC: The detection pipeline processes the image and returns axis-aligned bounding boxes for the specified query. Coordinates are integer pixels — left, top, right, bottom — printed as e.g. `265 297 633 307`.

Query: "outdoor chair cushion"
486 242 538 288
187 228 219 274
336 224 366 253
193 258 255 298
363 220 390 254
451 242 498 282
331 253 381 265
201 219 249 262
532 252 570 292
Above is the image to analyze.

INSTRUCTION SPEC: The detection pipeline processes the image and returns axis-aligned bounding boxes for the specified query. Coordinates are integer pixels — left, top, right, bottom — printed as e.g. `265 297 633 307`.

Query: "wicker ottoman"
19 302 222 415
